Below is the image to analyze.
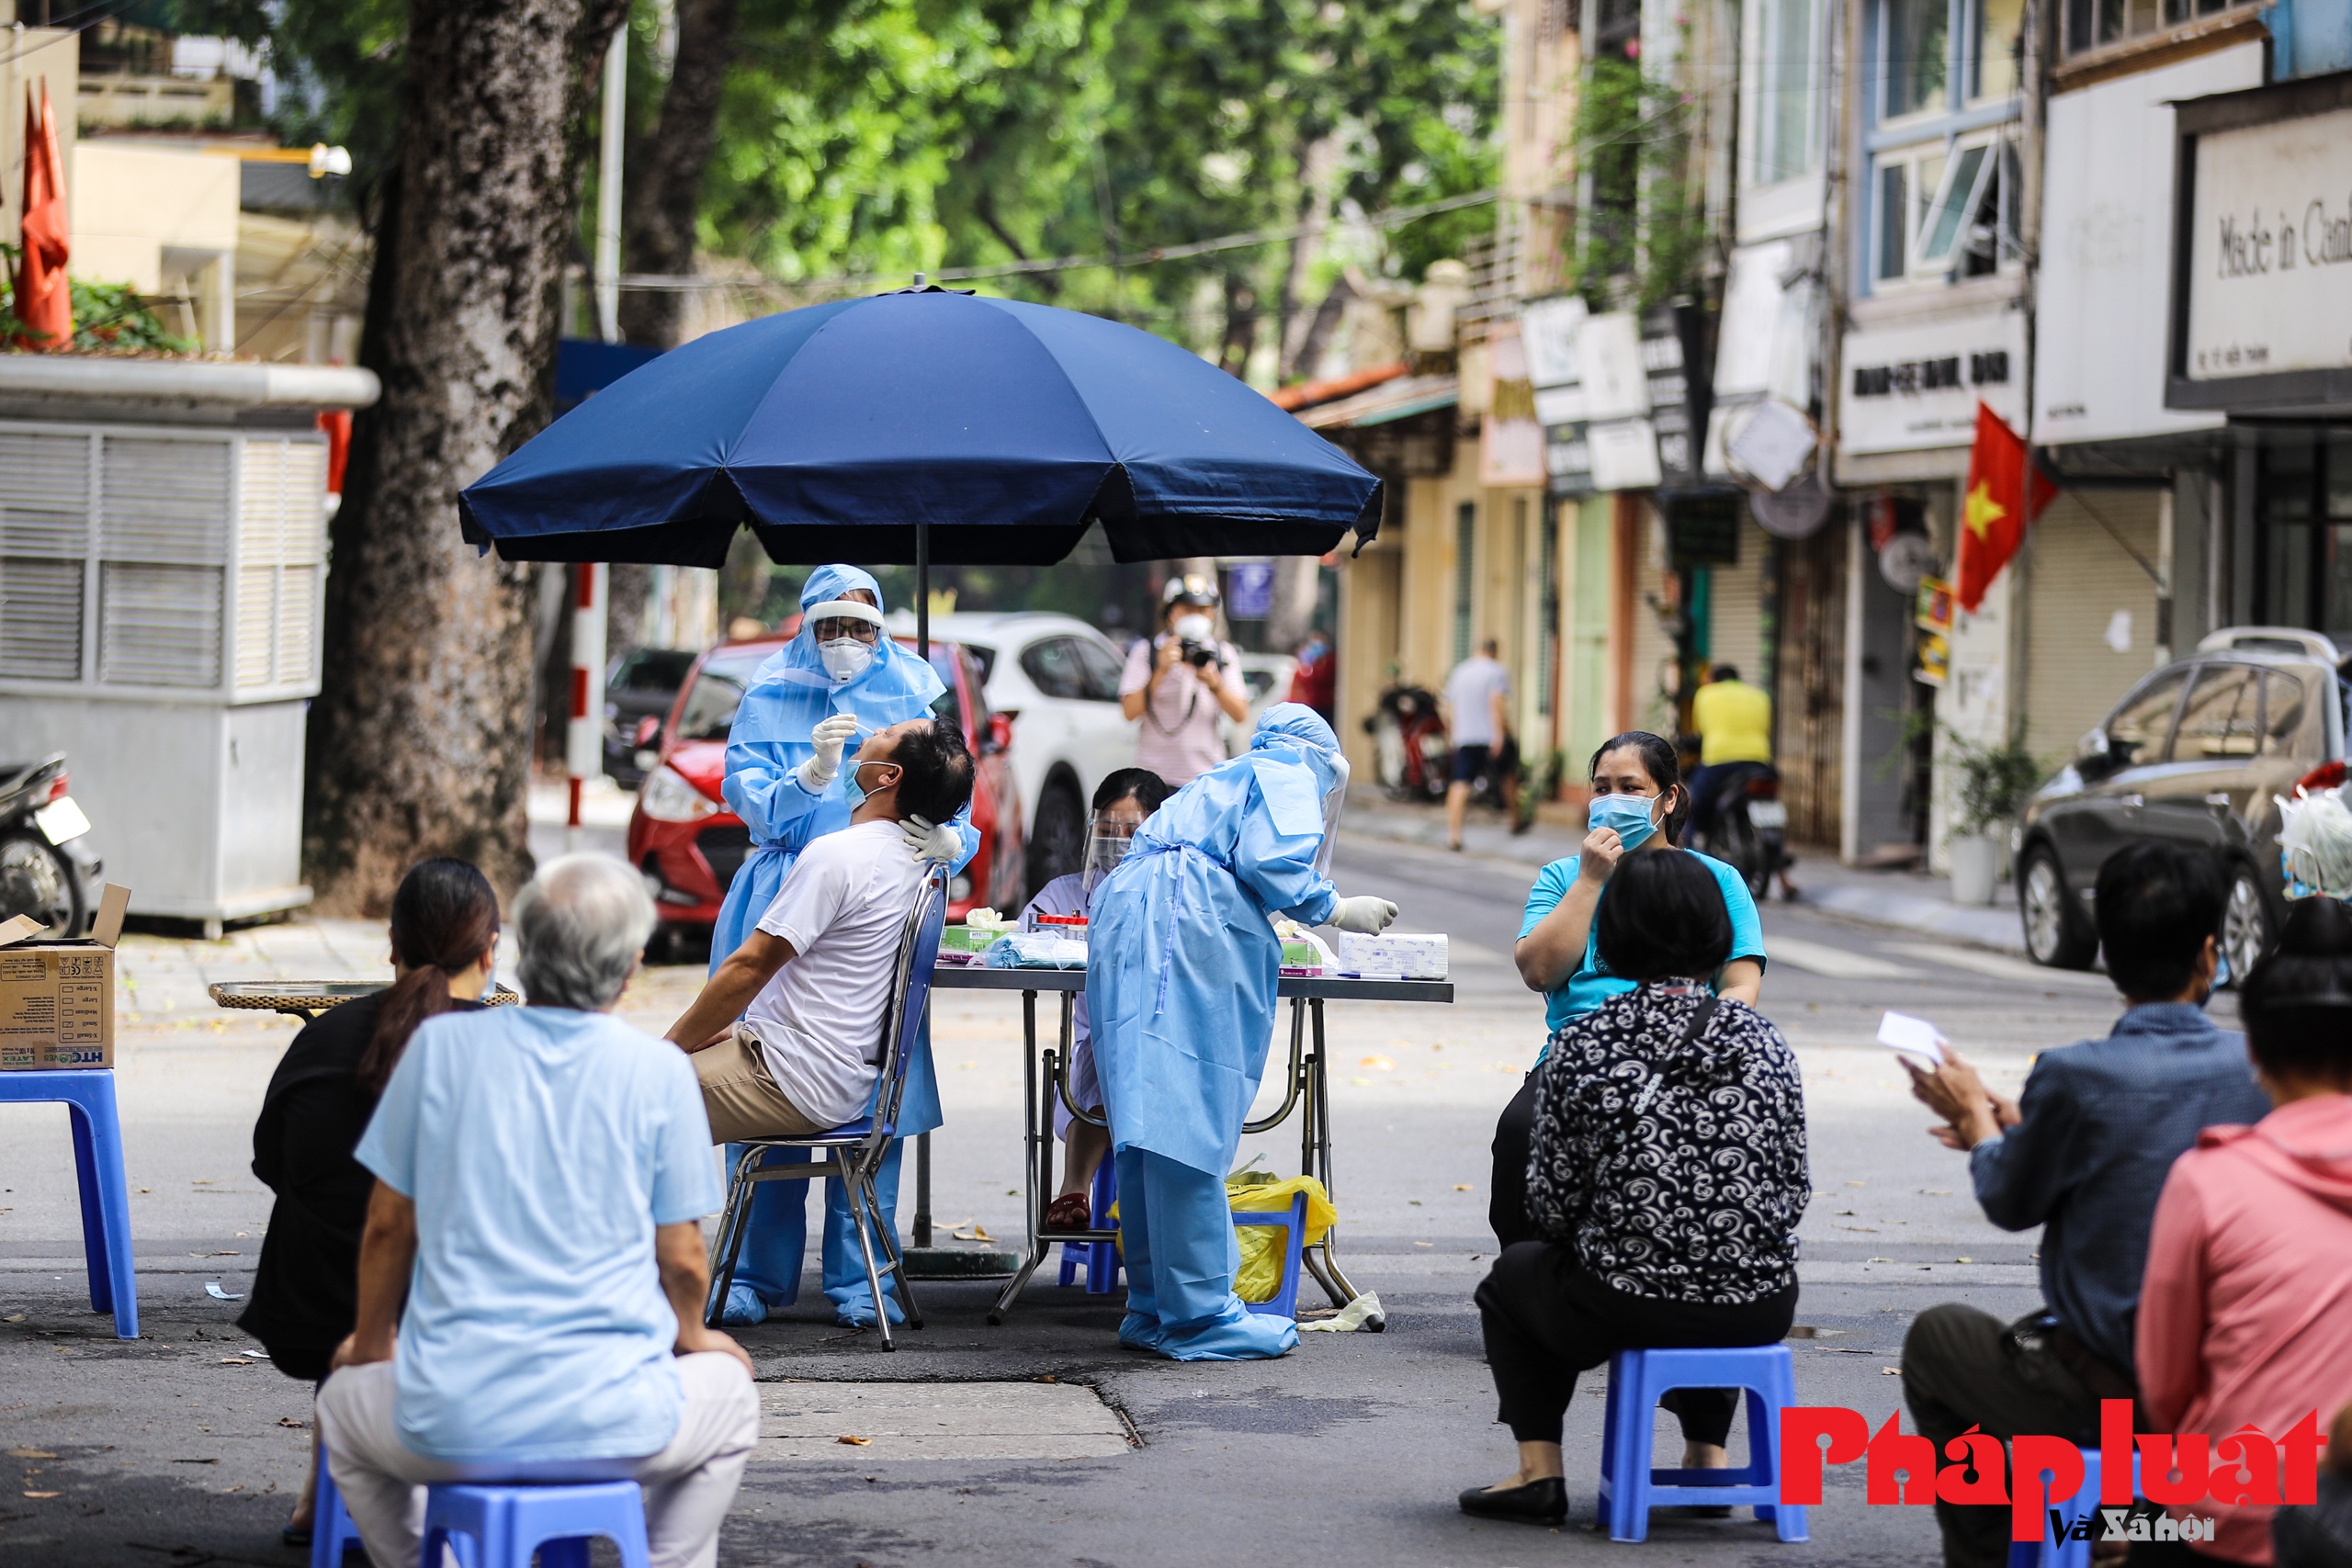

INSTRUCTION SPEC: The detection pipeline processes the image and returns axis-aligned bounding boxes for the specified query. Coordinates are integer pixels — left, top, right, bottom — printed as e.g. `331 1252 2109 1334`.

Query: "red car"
626 635 1023 942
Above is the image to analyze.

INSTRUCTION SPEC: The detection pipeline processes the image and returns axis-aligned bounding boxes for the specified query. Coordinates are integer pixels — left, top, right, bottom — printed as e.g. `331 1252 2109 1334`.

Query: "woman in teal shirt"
1496 731 1766 1246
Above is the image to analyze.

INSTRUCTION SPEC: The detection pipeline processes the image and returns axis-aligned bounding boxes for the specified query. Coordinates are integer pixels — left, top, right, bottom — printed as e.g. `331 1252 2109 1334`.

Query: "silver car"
2018 627 2347 976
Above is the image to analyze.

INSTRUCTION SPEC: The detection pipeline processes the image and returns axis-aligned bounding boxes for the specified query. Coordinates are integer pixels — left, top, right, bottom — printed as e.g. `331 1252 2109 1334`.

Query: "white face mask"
819 637 874 683
1172 614 1213 642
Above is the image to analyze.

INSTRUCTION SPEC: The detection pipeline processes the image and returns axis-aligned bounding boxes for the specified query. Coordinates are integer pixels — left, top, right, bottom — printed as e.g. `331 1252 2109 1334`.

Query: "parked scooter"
1363 680 1451 803
0 754 104 938
1694 761 1794 900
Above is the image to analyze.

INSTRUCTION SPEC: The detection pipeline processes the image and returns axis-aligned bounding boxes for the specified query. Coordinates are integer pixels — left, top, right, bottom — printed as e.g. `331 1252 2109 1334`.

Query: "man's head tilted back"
850 716 976 825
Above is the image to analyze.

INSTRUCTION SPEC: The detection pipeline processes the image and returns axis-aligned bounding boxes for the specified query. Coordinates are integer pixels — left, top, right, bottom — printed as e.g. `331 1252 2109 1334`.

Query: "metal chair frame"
702 867 945 1349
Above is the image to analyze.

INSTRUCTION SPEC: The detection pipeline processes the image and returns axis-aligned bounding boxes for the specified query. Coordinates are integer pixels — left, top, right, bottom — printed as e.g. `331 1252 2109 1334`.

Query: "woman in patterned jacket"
1460 849 1809 1527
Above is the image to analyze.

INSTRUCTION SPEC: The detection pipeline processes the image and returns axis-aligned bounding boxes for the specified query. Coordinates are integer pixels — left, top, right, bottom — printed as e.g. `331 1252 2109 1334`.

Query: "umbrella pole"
914 517 932 1251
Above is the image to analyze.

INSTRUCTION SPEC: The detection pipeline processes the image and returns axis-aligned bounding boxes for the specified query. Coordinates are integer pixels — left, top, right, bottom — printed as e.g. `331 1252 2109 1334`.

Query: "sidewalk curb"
1341 798 2030 955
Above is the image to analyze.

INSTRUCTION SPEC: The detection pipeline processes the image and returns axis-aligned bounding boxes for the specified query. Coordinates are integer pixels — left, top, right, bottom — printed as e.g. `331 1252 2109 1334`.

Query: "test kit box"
0 885 130 1071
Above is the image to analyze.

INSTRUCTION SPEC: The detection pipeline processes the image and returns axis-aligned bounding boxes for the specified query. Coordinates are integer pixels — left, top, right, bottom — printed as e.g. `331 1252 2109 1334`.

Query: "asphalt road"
0 824 2215 1566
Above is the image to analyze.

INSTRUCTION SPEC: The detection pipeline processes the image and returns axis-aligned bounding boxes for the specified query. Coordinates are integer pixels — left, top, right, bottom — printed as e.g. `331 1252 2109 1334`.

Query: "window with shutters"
0 424 327 698
234 437 326 691
0 431 93 681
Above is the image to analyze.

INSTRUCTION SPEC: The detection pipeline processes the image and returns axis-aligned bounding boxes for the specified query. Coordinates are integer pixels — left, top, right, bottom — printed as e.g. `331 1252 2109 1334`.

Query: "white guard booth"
0 357 379 935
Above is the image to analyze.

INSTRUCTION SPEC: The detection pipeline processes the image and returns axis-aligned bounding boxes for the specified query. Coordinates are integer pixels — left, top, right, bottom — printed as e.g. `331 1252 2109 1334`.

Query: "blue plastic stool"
421 1481 651 1568
1056 1159 1121 1293
1599 1345 1808 1542
0 1070 137 1338
2008 1449 2138 1568
1232 1190 1308 1321
308 1448 360 1567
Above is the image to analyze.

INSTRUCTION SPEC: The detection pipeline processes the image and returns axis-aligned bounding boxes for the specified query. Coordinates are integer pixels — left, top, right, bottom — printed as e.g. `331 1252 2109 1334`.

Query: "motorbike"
1695 761 1793 900
1363 681 1451 803
0 754 104 938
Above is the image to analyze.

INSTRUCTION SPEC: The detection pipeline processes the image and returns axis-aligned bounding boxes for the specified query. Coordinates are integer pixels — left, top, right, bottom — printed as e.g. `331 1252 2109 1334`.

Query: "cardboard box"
0 884 128 1071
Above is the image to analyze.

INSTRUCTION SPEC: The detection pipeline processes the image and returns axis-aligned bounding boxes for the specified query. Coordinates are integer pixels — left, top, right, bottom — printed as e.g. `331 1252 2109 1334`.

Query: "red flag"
13 84 71 352
1954 402 2055 613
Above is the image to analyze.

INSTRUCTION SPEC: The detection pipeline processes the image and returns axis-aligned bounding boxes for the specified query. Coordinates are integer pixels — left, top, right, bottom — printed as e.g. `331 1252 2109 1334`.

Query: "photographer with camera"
1119 574 1250 785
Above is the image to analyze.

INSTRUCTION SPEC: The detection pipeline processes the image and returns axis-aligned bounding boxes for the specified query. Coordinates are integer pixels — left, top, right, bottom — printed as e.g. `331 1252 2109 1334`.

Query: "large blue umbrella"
458 288 1383 570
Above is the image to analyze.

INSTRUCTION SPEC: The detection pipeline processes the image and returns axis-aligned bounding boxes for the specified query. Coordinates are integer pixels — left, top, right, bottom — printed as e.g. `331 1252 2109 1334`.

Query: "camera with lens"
1180 639 1216 669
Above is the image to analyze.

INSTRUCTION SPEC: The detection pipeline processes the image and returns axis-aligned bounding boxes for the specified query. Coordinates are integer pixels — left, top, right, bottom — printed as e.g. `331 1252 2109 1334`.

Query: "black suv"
2018 627 2348 976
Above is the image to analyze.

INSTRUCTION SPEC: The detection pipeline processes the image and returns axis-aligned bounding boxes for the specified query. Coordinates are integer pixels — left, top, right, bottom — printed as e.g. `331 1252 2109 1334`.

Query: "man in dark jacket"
1898 840 2272 1568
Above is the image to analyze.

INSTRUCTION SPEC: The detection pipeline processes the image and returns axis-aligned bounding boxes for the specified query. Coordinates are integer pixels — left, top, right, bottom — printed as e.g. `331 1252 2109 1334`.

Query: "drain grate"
754 1382 1132 1461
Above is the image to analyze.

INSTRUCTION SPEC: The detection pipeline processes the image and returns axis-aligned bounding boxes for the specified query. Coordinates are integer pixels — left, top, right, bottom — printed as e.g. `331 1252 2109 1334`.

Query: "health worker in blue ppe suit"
711 564 977 1328
1087 703 1400 1360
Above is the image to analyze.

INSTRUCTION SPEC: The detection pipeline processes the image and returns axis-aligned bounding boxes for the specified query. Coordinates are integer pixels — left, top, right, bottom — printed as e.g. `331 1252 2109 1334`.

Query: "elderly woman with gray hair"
315 854 757 1568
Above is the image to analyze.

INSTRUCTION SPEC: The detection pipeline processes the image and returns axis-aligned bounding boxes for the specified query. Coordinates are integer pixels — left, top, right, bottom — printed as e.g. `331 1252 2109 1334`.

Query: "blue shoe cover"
718 1283 768 1327
1149 1303 1297 1362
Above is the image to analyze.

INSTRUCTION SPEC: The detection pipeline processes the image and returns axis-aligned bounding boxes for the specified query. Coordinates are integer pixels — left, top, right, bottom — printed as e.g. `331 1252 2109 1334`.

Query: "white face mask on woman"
1171 614 1214 642
819 637 874 683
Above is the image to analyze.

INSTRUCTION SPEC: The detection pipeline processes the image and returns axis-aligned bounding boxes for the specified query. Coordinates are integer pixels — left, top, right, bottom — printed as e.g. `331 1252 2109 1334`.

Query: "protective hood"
1247 704 1348 872
741 563 946 740
2198 1093 2352 1215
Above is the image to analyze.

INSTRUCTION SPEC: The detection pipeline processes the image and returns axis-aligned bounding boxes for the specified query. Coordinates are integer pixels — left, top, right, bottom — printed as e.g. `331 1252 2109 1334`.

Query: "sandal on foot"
1044 1192 1091 1231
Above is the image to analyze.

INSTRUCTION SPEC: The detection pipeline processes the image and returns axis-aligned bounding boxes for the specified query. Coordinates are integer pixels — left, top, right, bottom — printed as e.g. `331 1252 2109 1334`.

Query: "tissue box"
940 925 1007 956
1280 939 1326 975
1336 931 1448 980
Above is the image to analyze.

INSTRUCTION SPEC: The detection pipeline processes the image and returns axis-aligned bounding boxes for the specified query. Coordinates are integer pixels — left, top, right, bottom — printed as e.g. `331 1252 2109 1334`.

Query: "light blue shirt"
1517 849 1766 1062
355 1006 724 1465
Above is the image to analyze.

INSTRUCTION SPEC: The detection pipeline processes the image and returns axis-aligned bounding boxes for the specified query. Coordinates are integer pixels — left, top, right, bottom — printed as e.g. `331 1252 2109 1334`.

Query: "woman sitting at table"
238 858 499 1547
1019 766 1170 1232
1461 849 1807 1526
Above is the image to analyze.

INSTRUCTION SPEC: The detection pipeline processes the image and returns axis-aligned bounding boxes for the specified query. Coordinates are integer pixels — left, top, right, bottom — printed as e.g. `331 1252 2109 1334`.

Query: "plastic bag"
981 932 1089 969
2279 787 2352 899
1226 1171 1336 1303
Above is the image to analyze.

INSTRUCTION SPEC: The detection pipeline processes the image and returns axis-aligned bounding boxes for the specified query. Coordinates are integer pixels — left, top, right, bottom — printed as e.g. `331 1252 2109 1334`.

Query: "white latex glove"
1329 895 1400 934
797 713 861 791
901 814 960 863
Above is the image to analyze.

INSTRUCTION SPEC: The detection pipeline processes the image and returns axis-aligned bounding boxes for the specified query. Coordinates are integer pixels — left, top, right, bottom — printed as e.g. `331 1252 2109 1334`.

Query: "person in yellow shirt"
1688 665 1796 897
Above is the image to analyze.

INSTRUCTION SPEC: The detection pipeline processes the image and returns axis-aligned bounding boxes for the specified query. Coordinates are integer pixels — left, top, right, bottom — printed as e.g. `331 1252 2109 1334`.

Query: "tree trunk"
616 0 741 348
1265 554 1322 653
303 0 631 913
1275 135 1340 383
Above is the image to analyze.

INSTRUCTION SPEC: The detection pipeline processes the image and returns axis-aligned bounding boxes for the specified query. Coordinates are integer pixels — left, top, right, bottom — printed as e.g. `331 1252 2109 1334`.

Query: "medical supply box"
1335 931 1449 980
0 884 129 1071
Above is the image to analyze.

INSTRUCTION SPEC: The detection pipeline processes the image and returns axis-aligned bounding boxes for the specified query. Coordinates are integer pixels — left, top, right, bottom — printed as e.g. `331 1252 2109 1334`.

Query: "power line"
616 187 1504 295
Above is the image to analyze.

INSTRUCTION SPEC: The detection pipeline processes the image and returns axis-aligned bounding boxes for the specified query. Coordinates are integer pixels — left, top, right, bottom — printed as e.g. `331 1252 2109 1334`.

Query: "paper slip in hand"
1876 1010 1948 1066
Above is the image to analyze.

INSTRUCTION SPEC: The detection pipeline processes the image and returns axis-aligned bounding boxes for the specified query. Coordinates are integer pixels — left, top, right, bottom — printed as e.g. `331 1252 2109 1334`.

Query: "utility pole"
594 31 626 344
571 30 625 849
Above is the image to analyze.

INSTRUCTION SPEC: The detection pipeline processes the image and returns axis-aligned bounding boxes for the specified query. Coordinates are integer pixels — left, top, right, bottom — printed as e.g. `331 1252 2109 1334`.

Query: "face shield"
1312 750 1351 879
1080 803 1154 897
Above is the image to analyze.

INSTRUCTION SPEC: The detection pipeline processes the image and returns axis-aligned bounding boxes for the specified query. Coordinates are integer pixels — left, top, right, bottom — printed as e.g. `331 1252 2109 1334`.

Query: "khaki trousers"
692 1025 829 1144
316 1353 758 1568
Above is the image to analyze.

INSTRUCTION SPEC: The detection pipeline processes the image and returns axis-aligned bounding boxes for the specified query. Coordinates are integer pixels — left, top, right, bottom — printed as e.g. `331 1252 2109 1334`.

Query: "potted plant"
1945 728 2044 906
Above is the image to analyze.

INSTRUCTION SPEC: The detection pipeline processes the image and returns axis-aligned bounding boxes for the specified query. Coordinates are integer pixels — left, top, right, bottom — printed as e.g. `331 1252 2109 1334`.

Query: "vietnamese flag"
13 83 70 352
1954 402 2056 613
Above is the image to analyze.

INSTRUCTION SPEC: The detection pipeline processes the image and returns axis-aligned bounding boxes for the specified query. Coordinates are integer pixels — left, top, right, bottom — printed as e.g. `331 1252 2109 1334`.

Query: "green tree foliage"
1570 52 1704 311
173 0 1497 365
704 0 1498 361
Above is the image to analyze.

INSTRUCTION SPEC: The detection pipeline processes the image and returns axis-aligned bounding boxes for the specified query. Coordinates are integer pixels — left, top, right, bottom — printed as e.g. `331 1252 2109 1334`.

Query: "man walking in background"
1443 637 1515 852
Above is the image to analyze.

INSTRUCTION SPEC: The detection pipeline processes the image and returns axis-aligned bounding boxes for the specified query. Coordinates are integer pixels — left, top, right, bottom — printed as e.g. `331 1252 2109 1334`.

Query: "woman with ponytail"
239 858 499 1546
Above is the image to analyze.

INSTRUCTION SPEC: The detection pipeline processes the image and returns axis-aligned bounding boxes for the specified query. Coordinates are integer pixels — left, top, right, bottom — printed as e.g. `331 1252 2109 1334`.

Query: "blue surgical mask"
1588 792 1661 850
842 759 886 809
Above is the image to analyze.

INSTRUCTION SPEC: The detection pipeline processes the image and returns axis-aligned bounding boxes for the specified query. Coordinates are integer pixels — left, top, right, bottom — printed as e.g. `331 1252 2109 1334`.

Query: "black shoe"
281 1522 312 1548
1457 1475 1567 1524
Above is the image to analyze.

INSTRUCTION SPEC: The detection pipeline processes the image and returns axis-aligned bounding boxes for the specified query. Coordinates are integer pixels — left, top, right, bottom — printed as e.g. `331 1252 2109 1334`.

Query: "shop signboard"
1838 308 2027 455
2167 73 2352 412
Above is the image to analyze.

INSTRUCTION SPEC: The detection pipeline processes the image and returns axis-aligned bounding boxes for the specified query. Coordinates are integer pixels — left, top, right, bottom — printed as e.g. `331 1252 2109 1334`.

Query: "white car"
1221 652 1299 755
911 611 1138 898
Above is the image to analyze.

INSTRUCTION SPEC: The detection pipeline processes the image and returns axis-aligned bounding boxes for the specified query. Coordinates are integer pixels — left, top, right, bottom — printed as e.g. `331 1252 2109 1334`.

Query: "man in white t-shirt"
1442 638 1517 851
665 716 976 1139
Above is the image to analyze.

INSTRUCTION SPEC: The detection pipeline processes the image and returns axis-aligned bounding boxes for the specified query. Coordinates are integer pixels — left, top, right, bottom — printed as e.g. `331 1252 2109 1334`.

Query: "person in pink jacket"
2138 895 2352 1566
